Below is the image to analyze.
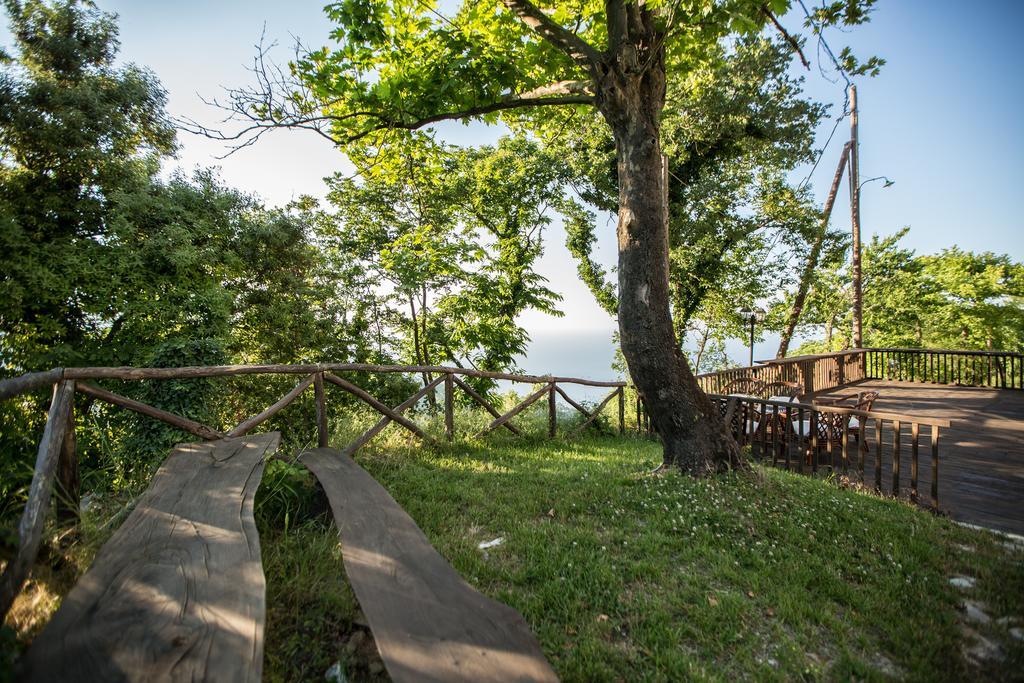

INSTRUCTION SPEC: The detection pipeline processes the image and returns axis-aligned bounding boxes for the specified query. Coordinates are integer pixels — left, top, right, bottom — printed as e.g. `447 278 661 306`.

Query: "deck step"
24 433 278 682
300 447 559 683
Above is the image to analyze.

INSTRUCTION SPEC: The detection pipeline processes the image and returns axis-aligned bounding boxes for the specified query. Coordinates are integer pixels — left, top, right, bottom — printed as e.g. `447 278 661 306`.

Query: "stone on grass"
949 576 976 589
325 661 348 683
962 600 991 625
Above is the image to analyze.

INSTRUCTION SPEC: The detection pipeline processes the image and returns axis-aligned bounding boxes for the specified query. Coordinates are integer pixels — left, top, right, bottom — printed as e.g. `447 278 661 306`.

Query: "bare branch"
499 0 602 68
180 33 595 156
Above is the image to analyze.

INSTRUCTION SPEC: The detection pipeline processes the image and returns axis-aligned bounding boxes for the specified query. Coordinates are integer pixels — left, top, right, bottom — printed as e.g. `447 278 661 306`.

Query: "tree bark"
592 13 740 474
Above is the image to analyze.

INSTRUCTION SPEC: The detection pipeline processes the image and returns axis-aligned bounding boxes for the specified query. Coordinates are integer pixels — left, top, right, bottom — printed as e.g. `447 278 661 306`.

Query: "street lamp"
737 307 765 368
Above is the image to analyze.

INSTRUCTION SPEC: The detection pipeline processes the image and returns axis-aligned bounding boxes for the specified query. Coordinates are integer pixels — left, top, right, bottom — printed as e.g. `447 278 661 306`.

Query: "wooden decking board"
815 381 1024 535
299 447 559 683
23 433 278 682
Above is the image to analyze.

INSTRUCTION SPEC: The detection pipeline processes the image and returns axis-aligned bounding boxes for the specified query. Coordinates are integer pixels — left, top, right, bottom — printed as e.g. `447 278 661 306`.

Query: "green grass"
4 404 1023 682
260 431 1024 682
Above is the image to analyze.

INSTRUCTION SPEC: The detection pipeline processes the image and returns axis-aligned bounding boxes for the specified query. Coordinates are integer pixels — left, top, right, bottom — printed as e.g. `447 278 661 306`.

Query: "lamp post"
851 174 894 348
737 307 765 368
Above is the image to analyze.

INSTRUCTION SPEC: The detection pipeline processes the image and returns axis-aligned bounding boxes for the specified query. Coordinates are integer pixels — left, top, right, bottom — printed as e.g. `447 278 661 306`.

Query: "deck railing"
696 350 866 396
864 348 1024 390
710 393 949 508
697 347 1024 395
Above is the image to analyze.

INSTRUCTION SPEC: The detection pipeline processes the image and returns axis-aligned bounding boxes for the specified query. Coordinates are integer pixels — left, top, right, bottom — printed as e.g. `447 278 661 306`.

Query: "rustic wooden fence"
864 348 1024 390
0 363 630 622
709 394 949 508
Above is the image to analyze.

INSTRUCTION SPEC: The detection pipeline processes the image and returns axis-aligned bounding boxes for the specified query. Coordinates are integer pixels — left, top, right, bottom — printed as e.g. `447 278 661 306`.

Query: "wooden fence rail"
710 393 949 507
0 363 631 622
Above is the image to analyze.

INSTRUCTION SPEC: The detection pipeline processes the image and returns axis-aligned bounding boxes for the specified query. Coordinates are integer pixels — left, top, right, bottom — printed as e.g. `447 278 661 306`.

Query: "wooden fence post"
0 380 75 621
635 393 641 434
547 383 557 438
314 371 328 448
618 388 625 435
56 396 79 525
444 373 454 441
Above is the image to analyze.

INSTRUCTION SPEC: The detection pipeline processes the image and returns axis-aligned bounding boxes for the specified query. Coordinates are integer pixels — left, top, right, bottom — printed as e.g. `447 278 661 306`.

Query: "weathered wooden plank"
23 433 278 683
0 381 74 621
444 373 455 441
0 368 63 401
315 371 329 448
567 388 620 438
547 383 557 438
55 395 79 524
478 385 549 437
300 448 559 683
554 385 591 418
60 363 626 388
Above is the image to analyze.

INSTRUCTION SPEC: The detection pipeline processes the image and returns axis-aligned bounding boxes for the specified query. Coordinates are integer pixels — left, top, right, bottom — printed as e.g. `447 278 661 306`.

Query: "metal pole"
749 317 755 368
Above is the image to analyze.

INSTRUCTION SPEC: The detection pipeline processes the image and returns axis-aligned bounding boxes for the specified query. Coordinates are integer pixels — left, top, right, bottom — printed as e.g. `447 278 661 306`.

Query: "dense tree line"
0 0 566 520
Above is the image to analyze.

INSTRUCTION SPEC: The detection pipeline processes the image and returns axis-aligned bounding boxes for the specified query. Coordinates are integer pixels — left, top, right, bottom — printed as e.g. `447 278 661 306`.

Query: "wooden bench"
300 447 559 683
23 433 278 682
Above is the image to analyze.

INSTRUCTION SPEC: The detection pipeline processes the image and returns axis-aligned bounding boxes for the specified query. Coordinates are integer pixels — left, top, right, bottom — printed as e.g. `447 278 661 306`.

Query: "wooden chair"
764 380 802 400
845 391 879 442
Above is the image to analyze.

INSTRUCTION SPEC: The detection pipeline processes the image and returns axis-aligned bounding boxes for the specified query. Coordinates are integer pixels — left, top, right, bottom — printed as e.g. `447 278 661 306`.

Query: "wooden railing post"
314 371 328 448
799 359 815 396
618 388 625 435
0 380 75 621
444 373 454 441
635 393 641 434
547 382 557 438
56 395 79 525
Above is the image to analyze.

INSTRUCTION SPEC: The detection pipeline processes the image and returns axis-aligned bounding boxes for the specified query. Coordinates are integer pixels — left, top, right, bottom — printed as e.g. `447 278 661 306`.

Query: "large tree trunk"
594 40 740 474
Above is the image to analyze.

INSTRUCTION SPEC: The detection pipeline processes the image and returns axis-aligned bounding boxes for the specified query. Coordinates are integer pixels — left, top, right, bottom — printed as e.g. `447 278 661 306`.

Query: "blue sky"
3 1 1022 386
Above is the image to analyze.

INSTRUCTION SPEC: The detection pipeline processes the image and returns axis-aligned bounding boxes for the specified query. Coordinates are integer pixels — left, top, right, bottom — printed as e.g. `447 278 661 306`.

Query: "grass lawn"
258 432 1024 682
4 423 1023 681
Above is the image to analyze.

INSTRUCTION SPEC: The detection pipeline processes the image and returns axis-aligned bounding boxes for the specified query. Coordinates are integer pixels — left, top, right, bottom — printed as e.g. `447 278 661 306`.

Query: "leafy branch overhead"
187 0 878 160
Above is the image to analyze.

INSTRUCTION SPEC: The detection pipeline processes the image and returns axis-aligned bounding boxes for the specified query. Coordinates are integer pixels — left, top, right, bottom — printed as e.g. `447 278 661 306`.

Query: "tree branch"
605 0 627 54
500 0 602 68
518 79 594 99
181 34 595 155
762 6 810 70
345 94 595 143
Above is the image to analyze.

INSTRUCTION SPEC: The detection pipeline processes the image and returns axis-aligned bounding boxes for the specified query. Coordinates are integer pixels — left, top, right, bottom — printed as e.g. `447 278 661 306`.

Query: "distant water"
504 328 792 402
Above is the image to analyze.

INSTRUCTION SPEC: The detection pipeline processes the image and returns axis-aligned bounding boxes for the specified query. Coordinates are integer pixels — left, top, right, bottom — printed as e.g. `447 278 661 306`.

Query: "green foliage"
795 229 1024 353
0 1 402 517
115 339 227 486
326 136 566 395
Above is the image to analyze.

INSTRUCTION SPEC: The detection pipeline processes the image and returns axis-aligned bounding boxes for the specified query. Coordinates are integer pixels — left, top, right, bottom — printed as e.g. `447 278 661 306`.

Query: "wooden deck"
300 447 559 683
816 380 1024 535
23 433 278 682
